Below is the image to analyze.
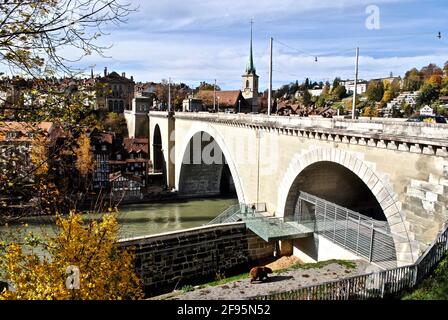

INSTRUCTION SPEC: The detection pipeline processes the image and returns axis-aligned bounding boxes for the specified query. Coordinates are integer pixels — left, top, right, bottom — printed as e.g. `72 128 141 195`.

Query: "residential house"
109 171 145 201
95 67 135 113
339 79 368 95
89 129 114 190
0 121 54 183
195 90 250 113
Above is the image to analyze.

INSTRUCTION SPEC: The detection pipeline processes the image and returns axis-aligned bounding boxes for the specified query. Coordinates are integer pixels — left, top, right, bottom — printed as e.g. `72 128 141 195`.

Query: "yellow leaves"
30 135 49 176
74 133 94 177
0 212 143 300
426 74 443 87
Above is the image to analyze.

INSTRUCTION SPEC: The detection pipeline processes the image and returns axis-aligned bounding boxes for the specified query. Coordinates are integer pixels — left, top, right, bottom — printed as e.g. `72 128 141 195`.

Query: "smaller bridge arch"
276 147 416 265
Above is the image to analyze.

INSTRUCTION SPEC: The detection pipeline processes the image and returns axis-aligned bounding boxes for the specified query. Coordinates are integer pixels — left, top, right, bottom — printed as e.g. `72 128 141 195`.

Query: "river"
0 197 238 241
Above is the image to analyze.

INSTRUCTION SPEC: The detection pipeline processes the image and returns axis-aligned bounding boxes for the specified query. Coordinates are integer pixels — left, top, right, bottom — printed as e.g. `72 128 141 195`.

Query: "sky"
62 0 448 90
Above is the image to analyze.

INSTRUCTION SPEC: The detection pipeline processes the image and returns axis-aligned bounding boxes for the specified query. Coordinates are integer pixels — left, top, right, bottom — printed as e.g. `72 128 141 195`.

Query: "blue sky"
80 0 448 90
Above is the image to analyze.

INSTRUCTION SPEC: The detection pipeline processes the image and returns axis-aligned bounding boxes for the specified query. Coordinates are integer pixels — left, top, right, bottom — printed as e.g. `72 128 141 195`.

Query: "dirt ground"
162 259 380 300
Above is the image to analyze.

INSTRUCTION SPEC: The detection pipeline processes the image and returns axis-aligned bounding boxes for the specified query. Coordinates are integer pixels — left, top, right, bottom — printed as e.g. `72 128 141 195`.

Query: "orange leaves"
74 133 94 177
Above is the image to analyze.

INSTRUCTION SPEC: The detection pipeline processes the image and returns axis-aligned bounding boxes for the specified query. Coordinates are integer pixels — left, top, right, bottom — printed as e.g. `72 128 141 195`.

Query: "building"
182 95 204 112
109 171 145 201
95 67 135 113
383 91 419 117
89 130 114 190
309 86 324 97
340 79 368 95
195 90 249 113
0 122 54 183
90 130 150 193
241 23 259 112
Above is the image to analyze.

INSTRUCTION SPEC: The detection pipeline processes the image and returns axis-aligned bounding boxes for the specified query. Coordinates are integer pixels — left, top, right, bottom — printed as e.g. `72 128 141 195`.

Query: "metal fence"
297 191 403 269
205 204 241 225
205 203 267 226
249 222 448 300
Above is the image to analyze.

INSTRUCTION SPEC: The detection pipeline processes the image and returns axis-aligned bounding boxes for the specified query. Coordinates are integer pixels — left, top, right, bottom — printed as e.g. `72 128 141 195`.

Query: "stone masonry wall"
119 223 274 296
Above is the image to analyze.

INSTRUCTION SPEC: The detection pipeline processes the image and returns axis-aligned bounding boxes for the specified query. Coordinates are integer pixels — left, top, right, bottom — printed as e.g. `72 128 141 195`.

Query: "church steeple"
242 19 259 112
246 19 256 75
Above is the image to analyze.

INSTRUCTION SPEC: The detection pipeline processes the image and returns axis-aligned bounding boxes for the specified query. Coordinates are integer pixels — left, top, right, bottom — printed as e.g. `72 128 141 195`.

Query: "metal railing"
297 191 409 269
248 222 448 300
205 204 242 225
205 203 267 226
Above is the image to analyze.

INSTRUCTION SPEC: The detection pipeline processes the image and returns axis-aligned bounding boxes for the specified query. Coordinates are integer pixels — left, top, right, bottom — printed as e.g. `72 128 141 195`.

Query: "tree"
426 74 443 87
417 83 439 106
103 112 127 136
403 68 423 91
366 80 384 102
0 211 143 300
331 85 346 101
441 77 448 96
196 82 221 91
316 94 327 108
420 63 443 80
74 133 94 178
363 106 379 118
382 90 394 104
302 89 312 107
0 1 136 219
0 1 135 77
332 77 341 89
30 135 49 177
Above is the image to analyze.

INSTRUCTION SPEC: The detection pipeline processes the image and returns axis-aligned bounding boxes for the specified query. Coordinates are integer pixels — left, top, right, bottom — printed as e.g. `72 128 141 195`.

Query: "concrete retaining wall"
119 223 274 296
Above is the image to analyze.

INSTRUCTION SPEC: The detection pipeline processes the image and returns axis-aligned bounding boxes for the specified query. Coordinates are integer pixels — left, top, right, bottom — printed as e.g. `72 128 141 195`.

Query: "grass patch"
181 285 194 293
205 273 250 287
274 259 357 273
401 254 448 300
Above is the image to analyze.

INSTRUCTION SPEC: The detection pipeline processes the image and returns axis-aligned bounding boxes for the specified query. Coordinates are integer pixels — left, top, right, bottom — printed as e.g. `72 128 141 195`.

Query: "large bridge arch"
175 123 246 204
276 147 416 265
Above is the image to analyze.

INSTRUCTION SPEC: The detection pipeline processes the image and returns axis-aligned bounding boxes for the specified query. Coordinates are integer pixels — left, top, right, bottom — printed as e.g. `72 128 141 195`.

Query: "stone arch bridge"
148 111 448 267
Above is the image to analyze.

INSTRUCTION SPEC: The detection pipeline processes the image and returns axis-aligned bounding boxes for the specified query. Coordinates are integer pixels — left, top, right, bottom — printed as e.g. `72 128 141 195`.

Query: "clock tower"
242 20 259 112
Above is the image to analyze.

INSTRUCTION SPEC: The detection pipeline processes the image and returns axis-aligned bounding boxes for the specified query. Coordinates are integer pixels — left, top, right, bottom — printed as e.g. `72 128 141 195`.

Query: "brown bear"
249 266 273 283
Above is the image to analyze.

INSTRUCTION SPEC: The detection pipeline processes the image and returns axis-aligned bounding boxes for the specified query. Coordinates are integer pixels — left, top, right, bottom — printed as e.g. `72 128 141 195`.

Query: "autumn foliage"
0 211 143 300
74 133 94 177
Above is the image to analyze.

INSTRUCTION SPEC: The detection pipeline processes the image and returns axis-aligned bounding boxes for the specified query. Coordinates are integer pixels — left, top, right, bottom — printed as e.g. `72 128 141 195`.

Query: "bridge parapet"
173 112 448 156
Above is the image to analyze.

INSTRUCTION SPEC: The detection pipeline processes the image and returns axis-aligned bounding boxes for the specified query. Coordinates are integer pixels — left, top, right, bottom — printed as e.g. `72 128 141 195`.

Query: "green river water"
0 197 238 241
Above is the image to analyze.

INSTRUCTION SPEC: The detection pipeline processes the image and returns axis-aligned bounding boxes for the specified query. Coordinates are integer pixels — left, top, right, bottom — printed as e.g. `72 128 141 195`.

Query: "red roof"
123 138 148 154
196 90 243 108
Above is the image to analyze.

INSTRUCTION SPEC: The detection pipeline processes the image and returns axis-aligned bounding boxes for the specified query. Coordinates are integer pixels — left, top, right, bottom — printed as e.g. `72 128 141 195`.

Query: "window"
116 154 122 160
7 131 17 139
101 145 107 151
246 80 250 88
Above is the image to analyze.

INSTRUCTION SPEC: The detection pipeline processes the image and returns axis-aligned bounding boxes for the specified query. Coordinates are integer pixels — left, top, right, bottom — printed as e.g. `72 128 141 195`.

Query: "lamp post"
238 99 241 113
